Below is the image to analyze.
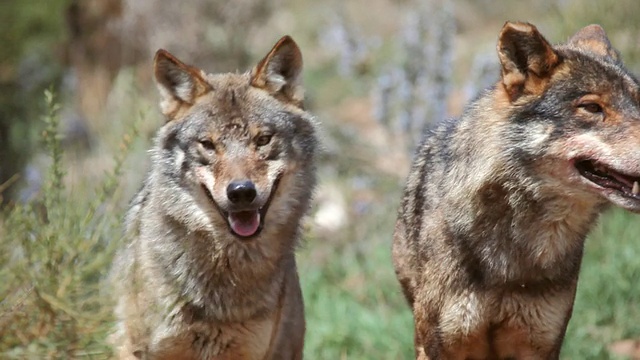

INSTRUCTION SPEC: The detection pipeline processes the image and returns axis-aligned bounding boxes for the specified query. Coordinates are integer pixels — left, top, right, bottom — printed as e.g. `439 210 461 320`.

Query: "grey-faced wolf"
392 22 640 359
111 36 317 360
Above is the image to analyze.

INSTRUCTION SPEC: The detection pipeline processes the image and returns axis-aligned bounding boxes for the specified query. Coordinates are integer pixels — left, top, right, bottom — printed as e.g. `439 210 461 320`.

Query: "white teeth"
633 181 640 196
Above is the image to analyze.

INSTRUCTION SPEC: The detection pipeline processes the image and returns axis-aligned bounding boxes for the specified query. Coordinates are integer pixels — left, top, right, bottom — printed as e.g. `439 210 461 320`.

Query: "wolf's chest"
150 317 275 359
436 288 574 358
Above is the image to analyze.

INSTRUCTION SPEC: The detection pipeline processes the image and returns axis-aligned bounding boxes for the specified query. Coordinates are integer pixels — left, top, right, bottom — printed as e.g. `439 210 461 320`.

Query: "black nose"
226 180 257 205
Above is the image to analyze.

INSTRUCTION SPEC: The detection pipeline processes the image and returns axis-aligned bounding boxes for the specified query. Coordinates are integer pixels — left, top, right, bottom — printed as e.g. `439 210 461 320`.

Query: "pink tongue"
228 211 261 237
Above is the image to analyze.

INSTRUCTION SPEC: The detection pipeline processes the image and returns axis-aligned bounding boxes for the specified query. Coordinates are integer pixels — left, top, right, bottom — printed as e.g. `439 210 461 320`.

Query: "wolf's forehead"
206 88 288 123
558 54 640 95
206 93 281 125
196 93 280 136
205 72 250 88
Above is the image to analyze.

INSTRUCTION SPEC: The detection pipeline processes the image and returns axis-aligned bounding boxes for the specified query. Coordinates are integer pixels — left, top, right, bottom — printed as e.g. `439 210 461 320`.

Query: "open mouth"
575 159 640 200
201 176 281 239
227 210 262 238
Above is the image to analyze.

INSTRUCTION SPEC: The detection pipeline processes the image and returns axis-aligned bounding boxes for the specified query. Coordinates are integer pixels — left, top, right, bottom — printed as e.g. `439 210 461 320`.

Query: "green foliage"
0 90 136 359
0 0 70 202
301 242 414 359
0 0 70 65
562 209 640 359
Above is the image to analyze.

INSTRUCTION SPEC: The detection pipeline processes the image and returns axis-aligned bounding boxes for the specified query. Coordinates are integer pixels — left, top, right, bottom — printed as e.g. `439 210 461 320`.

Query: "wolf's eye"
579 102 603 114
199 140 216 152
255 134 272 147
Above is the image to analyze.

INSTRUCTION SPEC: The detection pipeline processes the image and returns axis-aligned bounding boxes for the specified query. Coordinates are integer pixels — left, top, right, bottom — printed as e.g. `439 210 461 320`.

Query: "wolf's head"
495 22 640 213
148 36 317 247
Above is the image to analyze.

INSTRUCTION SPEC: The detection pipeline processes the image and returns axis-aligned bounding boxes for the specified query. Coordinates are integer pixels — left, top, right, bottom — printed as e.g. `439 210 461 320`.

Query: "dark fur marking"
419 310 444 359
162 127 181 151
183 303 206 325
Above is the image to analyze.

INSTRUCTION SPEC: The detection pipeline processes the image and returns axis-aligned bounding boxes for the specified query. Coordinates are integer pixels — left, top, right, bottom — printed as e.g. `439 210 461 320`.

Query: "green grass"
300 219 414 359
562 209 640 359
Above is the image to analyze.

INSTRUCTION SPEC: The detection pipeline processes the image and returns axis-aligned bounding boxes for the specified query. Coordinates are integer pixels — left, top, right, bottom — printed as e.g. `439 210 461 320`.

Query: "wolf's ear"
497 22 560 101
154 49 211 120
568 24 619 61
250 36 304 108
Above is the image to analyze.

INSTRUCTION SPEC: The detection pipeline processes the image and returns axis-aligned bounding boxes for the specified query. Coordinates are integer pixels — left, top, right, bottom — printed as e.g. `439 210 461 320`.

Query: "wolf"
110 36 318 360
392 22 640 359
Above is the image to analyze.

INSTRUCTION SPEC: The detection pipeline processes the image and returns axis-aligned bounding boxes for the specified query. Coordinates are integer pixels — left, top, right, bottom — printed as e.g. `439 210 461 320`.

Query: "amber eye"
255 134 272 147
579 102 603 114
200 139 216 152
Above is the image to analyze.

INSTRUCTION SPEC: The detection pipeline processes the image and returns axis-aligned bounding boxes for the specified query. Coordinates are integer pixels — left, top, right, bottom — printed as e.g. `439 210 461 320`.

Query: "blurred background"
1 0 640 358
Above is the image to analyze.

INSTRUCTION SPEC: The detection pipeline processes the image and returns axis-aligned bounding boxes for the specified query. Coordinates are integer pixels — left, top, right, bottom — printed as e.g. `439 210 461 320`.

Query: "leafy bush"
0 90 136 359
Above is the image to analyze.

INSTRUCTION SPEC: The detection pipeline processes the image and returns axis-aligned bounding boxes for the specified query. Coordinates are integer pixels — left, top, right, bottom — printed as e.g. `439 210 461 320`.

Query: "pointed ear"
568 24 619 61
153 49 211 120
497 22 560 101
250 36 304 108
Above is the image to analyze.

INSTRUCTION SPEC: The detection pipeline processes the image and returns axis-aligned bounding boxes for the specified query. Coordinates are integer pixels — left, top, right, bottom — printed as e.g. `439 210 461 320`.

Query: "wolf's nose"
227 180 257 205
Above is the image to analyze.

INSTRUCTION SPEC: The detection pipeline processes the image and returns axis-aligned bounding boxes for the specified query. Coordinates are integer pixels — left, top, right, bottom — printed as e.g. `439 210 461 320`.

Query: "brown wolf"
392 22 640 359
111 36 317 360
